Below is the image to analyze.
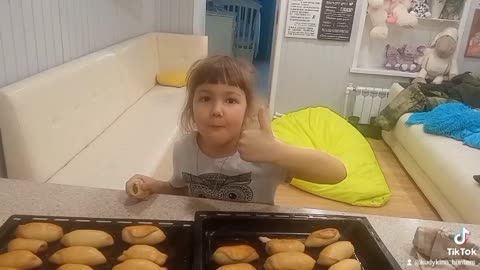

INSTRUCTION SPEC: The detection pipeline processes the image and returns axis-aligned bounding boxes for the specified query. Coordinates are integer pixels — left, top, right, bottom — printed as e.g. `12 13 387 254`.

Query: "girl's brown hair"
180 55 258 133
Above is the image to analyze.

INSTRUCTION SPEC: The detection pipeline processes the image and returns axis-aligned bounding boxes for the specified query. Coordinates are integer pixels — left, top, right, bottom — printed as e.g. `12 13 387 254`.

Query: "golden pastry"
0 250 42 269
118 245 168 265
121 225 166 245
7 238 48 253
263 251 315 270
317 241 355 266
212 245 259 265
61 230 114 248
15 222 63 242
328 259 361 270
113 259 167 270
264 239 305 255
305 228 340 247
0 267 21 270
57 264 94 270
49 246 106 265
217 263 256 270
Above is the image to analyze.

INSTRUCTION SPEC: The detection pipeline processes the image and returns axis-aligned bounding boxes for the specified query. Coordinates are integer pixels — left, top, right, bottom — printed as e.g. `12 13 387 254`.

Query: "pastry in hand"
61 230 114 248
317 241 355 266
113 259 167 270
126 178 151 200
263 238 305 255
118 245 168 265
49 246 106 265
212 245 259 265
305 228 340 247
328 259 361 270
0 250 42 269
121 225 166 245
264 251 315 270
8 238 48 253
15 222 63 242
217 263 256 270
0 267 22 270
57 264 94 270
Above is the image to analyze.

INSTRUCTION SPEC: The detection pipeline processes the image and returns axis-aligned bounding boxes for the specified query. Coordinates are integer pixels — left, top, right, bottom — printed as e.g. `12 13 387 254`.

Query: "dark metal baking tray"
193 211 402 270
0 214 193 269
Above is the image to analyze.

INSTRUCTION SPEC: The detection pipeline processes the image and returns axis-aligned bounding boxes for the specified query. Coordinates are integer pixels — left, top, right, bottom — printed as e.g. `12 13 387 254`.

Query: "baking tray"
0 215 193 269
193 211 402 270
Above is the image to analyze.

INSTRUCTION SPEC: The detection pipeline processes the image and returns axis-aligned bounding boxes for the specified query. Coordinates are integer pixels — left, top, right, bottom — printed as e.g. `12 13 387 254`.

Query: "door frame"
267 0 287 114
194 0 286 114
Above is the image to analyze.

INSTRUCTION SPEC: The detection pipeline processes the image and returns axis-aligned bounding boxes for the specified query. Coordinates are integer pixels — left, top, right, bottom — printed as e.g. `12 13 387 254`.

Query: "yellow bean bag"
272 107 391 207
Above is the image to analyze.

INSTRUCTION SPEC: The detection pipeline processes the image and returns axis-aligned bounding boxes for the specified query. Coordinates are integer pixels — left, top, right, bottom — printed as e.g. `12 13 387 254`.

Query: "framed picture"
465 9 480 58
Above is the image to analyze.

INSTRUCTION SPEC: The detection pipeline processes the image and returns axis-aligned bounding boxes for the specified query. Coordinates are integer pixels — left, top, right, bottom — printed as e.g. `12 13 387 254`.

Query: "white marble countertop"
1 178 479 269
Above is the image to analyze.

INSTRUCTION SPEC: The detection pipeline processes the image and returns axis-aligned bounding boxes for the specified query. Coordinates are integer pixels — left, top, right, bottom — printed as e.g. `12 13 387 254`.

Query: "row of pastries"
211 228 362 270
0 222 169 270
1 222 364 270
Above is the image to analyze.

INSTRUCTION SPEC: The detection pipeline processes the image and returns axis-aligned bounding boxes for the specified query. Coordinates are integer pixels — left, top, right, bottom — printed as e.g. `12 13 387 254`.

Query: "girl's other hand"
125 174 156 200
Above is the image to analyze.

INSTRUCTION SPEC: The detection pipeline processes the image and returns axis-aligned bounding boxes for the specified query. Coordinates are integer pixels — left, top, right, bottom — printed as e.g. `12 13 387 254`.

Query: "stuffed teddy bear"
412 0 432 18
415 27 459 84
368 0 418 40
385 44 400 70
397 44 417 72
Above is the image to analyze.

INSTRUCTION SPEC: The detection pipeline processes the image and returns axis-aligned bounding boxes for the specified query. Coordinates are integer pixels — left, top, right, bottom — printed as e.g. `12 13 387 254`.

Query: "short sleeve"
277 166 290 184
265 163 289 184
168 140 186 188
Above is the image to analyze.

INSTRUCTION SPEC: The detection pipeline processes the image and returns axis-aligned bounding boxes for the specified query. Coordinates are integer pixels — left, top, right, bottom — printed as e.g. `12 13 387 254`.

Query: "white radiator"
343 83 390 125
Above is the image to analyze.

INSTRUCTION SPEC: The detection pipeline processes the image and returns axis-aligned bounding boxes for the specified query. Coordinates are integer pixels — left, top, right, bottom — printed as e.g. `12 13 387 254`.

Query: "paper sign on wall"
318 0 357 41
285 0 322 39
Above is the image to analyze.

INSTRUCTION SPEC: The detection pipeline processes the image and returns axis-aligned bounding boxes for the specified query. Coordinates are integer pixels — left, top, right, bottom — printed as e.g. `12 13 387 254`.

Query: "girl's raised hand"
238 108 278 162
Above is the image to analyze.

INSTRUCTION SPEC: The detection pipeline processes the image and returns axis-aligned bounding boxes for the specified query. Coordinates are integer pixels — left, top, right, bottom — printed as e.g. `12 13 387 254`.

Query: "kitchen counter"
1 178 479 269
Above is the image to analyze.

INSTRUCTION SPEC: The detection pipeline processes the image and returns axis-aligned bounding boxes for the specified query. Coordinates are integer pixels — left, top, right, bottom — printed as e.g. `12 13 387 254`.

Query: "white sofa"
382 83 480 225
0 32 207 190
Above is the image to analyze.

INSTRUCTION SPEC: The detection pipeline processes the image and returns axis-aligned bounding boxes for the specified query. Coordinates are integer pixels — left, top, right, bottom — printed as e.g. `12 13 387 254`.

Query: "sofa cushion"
47 86 186 190
0 47 147 183
392 113 480 223
156 33 208 72
111 33 159 95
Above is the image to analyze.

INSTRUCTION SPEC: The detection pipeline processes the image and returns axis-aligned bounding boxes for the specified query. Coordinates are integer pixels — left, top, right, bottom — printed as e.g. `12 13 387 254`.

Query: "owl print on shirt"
182 172 254 202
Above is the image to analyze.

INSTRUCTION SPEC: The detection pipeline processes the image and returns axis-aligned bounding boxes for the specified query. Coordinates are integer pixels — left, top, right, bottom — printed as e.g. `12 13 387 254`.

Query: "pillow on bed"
272 107 392 207
156 71 187 88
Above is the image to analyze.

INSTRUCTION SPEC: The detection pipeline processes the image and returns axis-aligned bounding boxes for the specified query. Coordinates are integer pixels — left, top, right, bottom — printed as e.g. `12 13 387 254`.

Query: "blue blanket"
406 102 480 149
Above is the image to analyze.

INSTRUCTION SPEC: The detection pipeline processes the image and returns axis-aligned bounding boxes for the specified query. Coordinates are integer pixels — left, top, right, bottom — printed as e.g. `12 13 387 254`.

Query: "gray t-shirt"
169 132 288 204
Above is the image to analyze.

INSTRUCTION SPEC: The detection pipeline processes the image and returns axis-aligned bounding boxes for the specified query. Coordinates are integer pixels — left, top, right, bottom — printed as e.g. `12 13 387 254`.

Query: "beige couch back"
0 32 207 182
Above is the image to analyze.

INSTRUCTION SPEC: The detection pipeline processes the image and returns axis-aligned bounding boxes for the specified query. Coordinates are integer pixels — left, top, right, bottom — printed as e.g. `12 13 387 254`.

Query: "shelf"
417 17 460 24
350 67 417 78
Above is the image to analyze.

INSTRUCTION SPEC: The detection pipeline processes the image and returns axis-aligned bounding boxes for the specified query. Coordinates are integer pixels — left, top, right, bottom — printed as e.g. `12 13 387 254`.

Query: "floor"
274 138 441 221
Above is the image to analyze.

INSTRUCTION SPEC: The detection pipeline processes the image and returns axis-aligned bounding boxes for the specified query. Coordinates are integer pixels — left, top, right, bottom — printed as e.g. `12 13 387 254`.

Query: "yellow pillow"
156 71 187 87
272 107 391 207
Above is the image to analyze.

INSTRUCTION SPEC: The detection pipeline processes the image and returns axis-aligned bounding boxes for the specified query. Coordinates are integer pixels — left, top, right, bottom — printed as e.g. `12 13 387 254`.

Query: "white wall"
0 0 199 89
273 0 409 114
156 0 195 34
458 0 480 74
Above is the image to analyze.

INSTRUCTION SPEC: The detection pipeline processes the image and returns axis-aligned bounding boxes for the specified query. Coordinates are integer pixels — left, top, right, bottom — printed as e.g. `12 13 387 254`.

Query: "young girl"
125 56 346 204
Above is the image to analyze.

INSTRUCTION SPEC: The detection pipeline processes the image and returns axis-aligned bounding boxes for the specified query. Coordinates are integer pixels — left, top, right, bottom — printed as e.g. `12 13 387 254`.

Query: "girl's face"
193 83 247 145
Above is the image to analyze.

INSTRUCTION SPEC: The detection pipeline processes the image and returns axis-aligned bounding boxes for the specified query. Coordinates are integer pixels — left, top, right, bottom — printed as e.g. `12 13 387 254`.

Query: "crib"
209 0 262 62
